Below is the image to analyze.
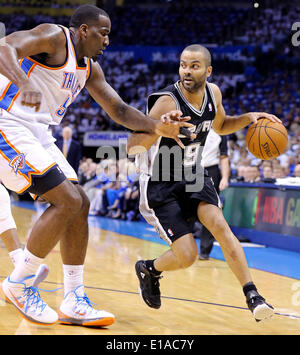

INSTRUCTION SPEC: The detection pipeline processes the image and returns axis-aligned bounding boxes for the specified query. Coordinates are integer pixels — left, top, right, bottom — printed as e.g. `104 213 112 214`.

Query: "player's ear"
206 66 212 79
79 24 88 39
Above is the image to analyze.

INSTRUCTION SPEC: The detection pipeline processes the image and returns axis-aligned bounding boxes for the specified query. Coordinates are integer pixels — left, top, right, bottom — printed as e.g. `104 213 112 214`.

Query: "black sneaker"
135 260 162 309
246 290 274 322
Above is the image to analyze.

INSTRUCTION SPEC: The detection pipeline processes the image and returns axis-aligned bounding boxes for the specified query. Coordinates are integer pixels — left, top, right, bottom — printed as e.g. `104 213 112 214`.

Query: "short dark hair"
181 44 212 67
69 5 109 28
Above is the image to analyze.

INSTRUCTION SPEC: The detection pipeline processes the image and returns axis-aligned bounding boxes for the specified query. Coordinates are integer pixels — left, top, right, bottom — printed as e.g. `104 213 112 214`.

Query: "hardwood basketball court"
0 203 299 335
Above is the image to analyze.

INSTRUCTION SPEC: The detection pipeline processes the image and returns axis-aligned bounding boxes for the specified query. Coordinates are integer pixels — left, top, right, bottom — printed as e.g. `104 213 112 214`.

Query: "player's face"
84 15 111 58
179 51 212 93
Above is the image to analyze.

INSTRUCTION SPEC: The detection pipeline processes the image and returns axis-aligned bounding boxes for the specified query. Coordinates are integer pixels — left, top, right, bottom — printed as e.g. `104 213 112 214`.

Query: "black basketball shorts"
139 173 222 245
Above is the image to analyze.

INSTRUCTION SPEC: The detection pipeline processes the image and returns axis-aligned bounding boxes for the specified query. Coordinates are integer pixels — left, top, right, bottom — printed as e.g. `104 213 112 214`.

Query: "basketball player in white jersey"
0 5 192 326
0 183 49 286
128 44 281 322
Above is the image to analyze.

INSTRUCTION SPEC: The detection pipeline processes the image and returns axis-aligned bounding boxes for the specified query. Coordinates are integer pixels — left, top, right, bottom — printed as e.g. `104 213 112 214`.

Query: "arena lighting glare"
254 2 259 7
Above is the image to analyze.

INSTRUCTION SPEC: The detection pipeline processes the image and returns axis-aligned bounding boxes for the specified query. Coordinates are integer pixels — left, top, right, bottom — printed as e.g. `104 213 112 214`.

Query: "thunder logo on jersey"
61 72 81 99
56 72 81 118
9 153 26 174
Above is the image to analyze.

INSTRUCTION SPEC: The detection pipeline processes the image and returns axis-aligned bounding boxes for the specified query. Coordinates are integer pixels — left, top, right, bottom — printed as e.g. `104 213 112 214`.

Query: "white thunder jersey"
0 25 91 194
0 25 91 126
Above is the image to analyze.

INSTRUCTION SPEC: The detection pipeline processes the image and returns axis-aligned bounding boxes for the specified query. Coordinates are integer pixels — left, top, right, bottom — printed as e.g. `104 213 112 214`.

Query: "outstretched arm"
127 95 193 155
85 61 192 139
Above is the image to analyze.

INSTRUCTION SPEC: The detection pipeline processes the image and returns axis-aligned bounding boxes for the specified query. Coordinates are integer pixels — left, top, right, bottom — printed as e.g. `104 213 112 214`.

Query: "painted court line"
1 277 298 320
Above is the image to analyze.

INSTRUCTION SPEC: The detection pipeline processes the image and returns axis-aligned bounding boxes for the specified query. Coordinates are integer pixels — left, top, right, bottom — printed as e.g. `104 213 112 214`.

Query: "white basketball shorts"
0 115 78 195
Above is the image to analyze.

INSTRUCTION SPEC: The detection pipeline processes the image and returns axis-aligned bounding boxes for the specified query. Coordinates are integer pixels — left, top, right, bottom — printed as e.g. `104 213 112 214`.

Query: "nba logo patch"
9 153 26 175
208 103 213 112
167 228 174 236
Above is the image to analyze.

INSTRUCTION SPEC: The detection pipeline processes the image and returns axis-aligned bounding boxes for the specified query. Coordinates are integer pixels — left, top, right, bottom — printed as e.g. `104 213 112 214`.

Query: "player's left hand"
219 178 229 191
155 110 196 149
160 110 190 124
248 112 282 125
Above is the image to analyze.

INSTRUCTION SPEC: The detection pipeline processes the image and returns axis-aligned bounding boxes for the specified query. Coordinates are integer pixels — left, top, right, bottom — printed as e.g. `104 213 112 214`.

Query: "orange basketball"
245 118 288 160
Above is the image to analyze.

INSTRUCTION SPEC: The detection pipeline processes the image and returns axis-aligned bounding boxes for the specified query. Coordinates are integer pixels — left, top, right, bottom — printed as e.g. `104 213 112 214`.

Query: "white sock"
9 248 24 266
10 247 43 285
63 264 84 297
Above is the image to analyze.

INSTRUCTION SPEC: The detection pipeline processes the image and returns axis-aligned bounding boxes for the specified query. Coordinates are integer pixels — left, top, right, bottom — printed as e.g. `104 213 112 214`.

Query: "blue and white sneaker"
2 275 58 325
58 285 115 327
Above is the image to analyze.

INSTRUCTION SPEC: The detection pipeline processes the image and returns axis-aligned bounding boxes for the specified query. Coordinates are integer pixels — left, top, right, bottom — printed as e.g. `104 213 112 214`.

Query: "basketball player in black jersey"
128 44 281 322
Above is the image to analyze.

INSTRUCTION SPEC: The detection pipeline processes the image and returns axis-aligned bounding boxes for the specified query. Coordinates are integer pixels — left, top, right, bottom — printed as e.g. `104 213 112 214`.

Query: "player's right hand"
19 80 42 112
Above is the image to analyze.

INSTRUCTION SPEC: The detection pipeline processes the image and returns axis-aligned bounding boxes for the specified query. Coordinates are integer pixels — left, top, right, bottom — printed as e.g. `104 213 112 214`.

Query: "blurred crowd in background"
1 0 300 220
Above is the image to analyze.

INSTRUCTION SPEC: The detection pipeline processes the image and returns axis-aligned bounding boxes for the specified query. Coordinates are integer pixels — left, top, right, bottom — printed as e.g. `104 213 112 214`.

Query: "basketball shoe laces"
11 280 47 315
71 288 97 316
8 275 61 315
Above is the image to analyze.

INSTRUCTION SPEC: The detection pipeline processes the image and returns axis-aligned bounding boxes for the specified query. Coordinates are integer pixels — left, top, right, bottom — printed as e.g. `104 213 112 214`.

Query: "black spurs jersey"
136 80 217 182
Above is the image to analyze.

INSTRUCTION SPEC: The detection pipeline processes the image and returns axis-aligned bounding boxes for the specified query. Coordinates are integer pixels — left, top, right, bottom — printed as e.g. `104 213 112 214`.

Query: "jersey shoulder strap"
147 83 183 114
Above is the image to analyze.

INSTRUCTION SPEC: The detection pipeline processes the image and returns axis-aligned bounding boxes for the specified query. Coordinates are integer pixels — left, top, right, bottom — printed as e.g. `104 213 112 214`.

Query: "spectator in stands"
78 159 98 186
293 164 300 177
244 165 260 183
85 159 116 216
273 165 286 179
105 170 129 219
2 4 300 195
120 179 140 221
260 165 276 183
84 162 109 208
236 147 252 167
117 158 140 221
233 164 247 182
275 163 300 186
55 126 82 174
78 161 91 186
